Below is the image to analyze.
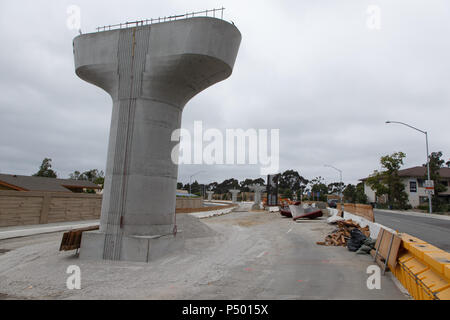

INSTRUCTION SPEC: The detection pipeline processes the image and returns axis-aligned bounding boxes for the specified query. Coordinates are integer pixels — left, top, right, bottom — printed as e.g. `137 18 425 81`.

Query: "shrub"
417 204 429 211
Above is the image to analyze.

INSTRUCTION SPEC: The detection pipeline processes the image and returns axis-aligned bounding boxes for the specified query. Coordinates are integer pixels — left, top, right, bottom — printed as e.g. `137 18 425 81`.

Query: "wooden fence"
0 190 205 227
175 197 203 209
0 190 102 227
337 203 375 222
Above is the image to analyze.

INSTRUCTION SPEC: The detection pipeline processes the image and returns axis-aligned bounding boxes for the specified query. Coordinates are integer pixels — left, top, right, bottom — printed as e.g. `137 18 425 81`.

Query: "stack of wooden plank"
316 219 370 247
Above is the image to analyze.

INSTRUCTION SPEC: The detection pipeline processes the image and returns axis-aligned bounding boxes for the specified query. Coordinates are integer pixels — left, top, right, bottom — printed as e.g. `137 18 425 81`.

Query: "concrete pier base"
80 230 185 263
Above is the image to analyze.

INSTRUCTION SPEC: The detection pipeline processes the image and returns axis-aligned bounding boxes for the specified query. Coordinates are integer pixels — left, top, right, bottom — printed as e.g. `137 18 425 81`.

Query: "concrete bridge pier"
206 191 214 202
73 17 241 262
249 185 265 210
229 189 240 204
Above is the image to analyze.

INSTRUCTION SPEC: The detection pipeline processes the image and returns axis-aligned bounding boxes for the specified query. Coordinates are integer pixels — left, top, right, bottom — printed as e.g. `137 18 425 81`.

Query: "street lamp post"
189 170 204 195
324 164 343 207
385 121 432 213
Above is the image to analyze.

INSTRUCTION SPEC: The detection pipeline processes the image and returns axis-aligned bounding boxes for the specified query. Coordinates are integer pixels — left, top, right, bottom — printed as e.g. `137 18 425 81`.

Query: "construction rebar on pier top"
73 15 241 262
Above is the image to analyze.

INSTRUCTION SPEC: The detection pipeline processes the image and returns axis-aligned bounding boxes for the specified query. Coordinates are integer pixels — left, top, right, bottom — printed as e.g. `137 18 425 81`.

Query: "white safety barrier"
327 208 396 239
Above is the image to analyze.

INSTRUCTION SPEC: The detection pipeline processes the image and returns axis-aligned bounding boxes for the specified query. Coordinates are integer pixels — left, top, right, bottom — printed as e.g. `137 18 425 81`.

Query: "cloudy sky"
0 0 449 186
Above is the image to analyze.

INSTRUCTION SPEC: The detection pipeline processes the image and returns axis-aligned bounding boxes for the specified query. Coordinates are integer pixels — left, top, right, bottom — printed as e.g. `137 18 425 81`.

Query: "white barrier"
189 207 235 219
327 208 396 239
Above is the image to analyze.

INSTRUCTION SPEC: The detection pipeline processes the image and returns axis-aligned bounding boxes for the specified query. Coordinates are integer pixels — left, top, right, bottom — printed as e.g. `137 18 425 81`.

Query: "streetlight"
189 170 204 195
385 120 432 213
324 164 343 206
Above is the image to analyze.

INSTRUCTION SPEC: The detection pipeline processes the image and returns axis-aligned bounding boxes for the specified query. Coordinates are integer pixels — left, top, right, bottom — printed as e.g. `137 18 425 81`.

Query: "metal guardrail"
96 7 226 32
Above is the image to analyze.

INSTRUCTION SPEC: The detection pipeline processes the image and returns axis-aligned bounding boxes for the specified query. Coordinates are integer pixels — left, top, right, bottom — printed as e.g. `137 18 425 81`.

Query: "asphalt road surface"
374 210 450 252
0 210 406 299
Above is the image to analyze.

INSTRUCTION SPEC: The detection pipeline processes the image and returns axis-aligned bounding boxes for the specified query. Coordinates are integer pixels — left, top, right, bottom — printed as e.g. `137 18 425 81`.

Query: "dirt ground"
0 210 406 300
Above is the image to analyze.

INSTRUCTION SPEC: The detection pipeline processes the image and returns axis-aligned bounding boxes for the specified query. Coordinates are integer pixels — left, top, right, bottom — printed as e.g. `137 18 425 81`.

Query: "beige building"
362 166 450 208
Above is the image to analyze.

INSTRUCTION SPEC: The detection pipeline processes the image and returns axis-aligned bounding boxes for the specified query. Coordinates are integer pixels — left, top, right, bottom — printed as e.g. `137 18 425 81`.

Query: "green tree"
70 169 104 185
190 180 201 195
426 151 448 212
69 169 105 192
69 170 81 180
366 152 409 209
310 176 328 201
214 178 240 194
328 182 345 195
33 158 57 178
279 170 308 199
342 183 368 204
355 182 368 204
207 182 218 193
343 184 356 202
239 178 265 192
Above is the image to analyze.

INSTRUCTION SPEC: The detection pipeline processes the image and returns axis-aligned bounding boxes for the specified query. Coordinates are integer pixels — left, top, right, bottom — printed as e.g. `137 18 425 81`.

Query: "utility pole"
324 164 344 213
386 121 432 213
189 170 204 195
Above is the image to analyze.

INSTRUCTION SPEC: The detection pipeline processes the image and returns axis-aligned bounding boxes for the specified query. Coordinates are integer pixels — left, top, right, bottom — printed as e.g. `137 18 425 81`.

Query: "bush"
392 203 412 210
436 204 450 213
417 204 429 211
374 203 389 209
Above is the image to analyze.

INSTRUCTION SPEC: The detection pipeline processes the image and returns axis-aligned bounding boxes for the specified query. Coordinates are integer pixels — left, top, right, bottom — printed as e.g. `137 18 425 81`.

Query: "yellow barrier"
393 233 450 300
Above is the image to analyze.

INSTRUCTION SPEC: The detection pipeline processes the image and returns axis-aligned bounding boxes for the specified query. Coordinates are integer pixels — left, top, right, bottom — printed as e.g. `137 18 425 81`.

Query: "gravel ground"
0 211 406 299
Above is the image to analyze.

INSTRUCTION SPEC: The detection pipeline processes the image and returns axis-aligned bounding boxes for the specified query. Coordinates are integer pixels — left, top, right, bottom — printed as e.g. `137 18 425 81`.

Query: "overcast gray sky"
0 0 449 186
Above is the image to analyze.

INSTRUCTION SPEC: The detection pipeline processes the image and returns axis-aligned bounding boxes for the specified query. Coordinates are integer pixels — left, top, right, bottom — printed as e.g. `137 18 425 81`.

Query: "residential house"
361 166 450 207
0 173 102 193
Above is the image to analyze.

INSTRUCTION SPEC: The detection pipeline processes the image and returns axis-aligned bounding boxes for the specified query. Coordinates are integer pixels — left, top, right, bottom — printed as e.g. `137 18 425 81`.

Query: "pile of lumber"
316 219 370 247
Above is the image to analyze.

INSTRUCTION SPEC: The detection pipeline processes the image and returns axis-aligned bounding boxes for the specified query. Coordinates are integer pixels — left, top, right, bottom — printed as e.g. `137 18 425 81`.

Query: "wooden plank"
59 225 100 251
39 194 51 224
373 228 402 270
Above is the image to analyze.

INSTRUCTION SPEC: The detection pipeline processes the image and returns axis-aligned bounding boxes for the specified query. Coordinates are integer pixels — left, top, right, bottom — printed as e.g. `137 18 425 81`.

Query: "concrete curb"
188 207 235 219
0 220 100 240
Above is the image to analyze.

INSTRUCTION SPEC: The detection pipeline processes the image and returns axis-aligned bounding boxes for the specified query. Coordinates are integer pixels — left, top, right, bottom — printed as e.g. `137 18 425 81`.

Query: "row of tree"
177 169 367 204
34 158 360 201
34 152 448 210
32 158 105 188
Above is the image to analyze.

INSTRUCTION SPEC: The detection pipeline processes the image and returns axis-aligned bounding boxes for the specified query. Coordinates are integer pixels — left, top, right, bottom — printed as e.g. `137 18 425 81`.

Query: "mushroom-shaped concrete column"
229 189 240 204
206 191 214 202
74 17 241 262
249 185 265 210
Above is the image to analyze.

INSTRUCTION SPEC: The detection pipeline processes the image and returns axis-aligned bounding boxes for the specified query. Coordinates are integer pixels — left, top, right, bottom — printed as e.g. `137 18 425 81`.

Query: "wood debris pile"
316 220 370 247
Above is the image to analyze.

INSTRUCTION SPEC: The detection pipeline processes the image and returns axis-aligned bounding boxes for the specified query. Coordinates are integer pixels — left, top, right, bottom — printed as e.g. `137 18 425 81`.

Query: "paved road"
374 210 450 252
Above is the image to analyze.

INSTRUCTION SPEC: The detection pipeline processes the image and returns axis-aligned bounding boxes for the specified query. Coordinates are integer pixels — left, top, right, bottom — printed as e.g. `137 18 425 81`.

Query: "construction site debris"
356 238 377 255
327 215 344 224
316 219 371 247
347 229 367 252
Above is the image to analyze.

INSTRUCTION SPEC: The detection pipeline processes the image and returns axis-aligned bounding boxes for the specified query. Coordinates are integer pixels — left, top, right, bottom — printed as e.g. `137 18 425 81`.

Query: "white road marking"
286 228 292 234
256 251 266 258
